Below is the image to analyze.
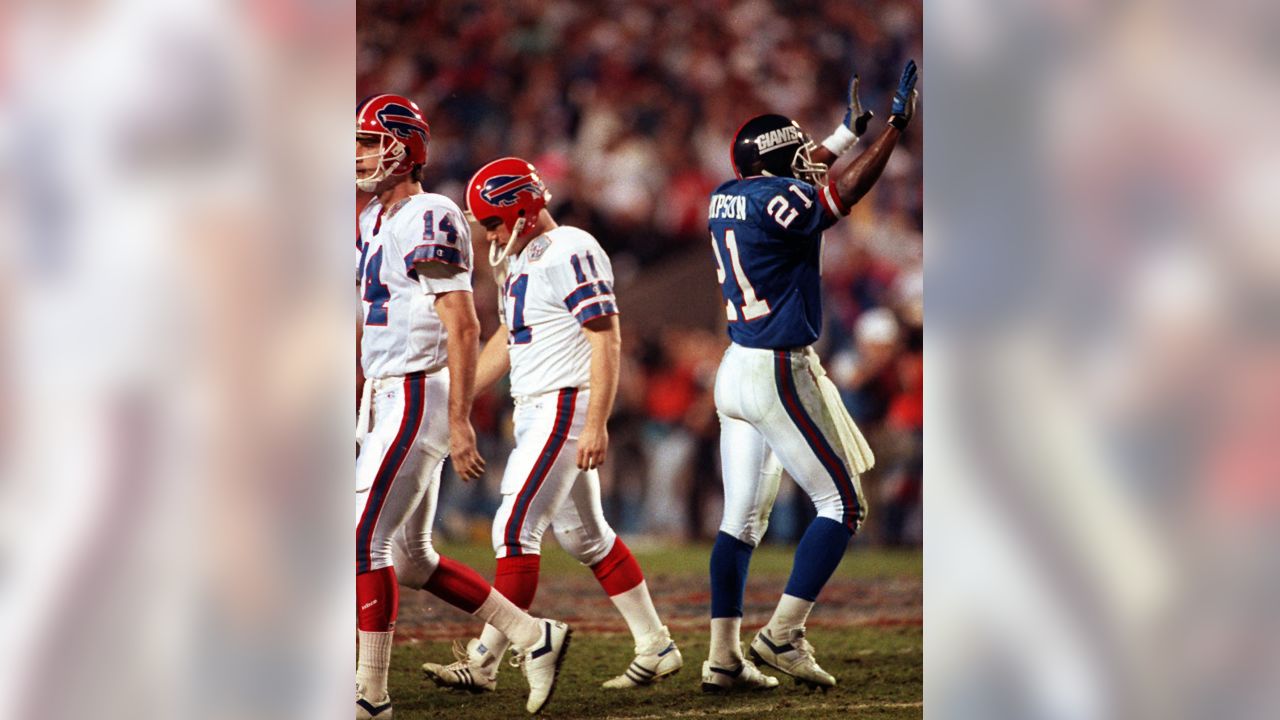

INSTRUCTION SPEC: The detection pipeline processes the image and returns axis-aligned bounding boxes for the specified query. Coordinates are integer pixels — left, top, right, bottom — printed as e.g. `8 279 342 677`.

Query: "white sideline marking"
609 700 923 719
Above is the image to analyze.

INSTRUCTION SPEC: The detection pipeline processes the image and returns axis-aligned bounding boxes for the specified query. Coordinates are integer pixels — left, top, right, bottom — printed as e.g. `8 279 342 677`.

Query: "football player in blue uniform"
701 60 918 692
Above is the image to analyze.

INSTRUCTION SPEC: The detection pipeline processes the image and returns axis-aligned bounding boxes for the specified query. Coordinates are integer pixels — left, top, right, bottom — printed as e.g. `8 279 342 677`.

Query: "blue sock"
709 531 754 618
783 517 853 601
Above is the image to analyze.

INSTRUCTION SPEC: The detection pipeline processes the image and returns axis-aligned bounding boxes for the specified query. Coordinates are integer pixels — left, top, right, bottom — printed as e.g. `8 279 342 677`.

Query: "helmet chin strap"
488 216 527 268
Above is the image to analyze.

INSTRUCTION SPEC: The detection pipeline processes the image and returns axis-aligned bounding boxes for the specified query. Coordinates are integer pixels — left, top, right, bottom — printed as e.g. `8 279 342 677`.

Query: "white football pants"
714 344 868 546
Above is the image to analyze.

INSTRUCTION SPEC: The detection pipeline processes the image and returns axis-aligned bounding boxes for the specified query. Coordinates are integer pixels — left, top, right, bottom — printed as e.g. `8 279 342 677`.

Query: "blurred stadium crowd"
357 0 923 546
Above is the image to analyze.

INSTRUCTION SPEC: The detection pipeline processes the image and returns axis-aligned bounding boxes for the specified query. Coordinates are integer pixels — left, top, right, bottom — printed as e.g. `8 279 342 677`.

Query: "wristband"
820 124 858 156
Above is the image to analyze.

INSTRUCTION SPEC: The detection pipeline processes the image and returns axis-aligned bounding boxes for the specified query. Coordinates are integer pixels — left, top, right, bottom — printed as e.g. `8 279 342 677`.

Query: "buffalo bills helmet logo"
479 174 540 207
375 103 428 144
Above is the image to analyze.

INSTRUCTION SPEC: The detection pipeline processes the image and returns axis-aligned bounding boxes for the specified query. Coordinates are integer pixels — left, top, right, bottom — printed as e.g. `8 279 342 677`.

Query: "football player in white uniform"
355 97 570 718
420 157 682 693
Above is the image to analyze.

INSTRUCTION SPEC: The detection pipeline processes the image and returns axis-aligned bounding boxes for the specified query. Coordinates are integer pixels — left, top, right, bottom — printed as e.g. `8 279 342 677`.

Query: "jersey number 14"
711 229 770 322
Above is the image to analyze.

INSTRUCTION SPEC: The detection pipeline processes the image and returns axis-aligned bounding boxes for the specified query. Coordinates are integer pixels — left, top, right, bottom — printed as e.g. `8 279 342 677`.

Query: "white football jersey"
358 193 474 379
499 226 618 397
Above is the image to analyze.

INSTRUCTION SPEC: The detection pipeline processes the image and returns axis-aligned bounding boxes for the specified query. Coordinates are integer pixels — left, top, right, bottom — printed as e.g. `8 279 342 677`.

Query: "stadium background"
357 1 922 716
359 0 922 549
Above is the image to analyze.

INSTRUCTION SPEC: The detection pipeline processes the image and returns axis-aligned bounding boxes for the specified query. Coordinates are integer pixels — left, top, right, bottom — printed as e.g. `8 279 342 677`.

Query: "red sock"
356 566 399 631
591 539 645 596
494 555 541 610
422 556 492 614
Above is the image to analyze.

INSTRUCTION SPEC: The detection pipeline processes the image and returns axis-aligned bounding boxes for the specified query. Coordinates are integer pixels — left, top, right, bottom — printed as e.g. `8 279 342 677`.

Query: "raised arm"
433 288 486 481
812 72 875 168
577 314 621 471
823 60 919 211
831 124 902 210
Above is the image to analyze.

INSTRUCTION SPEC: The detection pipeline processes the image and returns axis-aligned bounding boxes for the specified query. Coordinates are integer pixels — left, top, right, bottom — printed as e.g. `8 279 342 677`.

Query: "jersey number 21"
711 229 770 322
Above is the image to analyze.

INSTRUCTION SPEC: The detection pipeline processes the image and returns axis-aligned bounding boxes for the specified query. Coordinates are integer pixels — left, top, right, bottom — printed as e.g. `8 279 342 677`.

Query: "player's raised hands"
450 421 486 481
888 60 919 130
577 422 608 471
820 69 876 157
842 73 874 138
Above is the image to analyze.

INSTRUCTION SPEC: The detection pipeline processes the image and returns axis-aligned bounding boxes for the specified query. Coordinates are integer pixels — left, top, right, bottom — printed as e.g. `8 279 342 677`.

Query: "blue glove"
888 60 918 130
842 74 874 138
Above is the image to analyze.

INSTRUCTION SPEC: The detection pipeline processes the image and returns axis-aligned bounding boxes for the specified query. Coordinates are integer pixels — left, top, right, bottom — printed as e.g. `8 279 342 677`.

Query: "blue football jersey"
708 176 844 349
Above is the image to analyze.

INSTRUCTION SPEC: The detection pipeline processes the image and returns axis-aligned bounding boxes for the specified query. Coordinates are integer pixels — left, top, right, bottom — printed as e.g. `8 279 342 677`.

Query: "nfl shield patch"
527 236 551 262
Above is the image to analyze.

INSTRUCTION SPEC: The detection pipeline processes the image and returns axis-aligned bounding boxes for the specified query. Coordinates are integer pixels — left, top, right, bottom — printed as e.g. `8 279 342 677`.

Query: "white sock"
608 580 665 648
709 617 742 665
478 622 512 662
766 593 814 636
356 630 393 699
474 588 542 650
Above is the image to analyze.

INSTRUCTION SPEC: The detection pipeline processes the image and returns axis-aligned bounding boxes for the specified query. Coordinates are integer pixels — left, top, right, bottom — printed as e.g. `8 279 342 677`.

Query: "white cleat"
511 619 572 714
700 655 779 693
748 627 837 690
602 626 684 688
355 691 392 719
421 638 499 693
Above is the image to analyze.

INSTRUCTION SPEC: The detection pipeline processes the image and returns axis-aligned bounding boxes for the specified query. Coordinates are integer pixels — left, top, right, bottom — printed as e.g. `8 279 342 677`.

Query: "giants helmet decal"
356 94 431 192
730 113 828 186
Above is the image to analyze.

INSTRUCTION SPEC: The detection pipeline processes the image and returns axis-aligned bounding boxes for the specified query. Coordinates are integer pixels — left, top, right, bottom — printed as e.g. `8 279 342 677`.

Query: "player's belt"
513 386 587 407
367 368 433 391
363 369 444 426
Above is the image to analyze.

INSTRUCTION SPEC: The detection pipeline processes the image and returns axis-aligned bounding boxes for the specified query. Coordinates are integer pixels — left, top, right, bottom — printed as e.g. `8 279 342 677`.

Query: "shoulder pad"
534 226 596 261
712 178 741 194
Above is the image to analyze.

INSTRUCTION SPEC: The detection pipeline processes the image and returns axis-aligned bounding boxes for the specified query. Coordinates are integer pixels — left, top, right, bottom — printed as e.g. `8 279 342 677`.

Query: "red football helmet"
465 157 551 242
356 94 431 191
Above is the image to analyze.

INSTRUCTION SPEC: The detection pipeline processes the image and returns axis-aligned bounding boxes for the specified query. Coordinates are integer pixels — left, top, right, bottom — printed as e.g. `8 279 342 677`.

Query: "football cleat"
510 619 572 714
602 626 684 689
700 655 780 693
748 627 836 690
421 638 499 693
355 691 392 719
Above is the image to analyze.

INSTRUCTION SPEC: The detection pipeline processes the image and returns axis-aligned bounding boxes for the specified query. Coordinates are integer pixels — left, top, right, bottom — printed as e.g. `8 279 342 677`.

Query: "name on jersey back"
708 193 747 221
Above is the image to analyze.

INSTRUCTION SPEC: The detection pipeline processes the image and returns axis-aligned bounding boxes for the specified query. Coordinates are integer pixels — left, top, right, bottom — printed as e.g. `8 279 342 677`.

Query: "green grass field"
388 541 922 719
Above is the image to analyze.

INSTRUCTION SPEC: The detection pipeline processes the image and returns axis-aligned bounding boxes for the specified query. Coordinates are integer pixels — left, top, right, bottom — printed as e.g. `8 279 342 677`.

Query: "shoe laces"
788 629 818 661
508 646 526 670
636 626 672 656
450 639 471 664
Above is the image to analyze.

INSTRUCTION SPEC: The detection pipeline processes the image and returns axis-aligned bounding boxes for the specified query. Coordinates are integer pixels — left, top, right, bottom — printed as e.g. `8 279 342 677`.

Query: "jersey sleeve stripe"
574 298 619 324
404 243 466 270
820 180 849 217
563 280 614 312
